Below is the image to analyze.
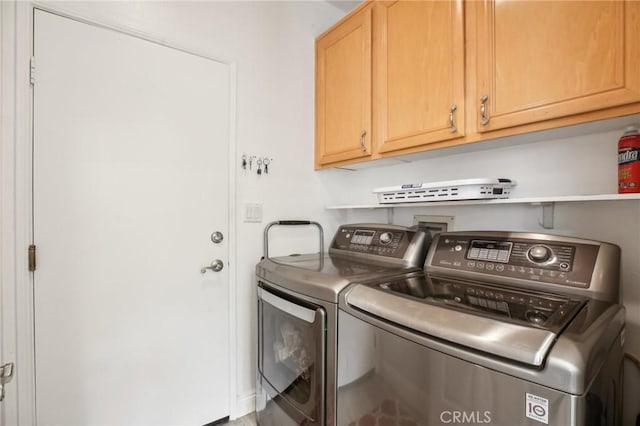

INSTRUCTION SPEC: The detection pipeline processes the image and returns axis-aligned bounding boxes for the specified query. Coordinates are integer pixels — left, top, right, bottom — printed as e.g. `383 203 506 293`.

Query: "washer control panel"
429 233 600 288
464 239 575 272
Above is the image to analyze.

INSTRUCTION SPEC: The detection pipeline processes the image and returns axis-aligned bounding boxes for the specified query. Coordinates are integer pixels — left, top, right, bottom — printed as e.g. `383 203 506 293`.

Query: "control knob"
528 245 552 263
379 232 394 245
525 310 549 325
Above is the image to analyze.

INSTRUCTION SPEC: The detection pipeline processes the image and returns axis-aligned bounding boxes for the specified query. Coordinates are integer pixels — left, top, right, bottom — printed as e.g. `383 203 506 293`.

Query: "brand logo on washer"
439 411 492 424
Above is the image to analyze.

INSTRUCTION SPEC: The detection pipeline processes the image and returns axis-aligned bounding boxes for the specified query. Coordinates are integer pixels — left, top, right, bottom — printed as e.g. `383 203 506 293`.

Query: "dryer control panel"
332 226 409 258
330 224 430 267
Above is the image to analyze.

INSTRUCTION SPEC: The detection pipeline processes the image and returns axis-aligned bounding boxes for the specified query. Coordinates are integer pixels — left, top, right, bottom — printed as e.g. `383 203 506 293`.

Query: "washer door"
257 284 326 424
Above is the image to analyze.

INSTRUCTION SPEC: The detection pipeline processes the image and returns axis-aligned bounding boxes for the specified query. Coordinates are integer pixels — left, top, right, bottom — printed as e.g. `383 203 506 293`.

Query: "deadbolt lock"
210 231 224 244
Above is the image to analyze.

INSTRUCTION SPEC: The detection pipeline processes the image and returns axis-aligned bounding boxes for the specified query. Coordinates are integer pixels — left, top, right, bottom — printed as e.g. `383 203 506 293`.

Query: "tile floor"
227 412 257 426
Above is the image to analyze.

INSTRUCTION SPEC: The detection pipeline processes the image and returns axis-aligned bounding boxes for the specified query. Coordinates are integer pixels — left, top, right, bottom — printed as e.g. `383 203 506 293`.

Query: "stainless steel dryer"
255 221 432 426
338 231 625 426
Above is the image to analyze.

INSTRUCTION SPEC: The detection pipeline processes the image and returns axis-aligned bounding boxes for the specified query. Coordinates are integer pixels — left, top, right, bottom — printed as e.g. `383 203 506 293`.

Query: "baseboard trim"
234 392 256 419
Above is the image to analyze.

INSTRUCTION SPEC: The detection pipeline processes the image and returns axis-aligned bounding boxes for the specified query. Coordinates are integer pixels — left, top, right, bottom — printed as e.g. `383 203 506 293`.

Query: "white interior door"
33 9 231 425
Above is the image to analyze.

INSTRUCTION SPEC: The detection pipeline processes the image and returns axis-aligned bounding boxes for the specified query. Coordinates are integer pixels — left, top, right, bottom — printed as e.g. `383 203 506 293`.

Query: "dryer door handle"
258 287 317 323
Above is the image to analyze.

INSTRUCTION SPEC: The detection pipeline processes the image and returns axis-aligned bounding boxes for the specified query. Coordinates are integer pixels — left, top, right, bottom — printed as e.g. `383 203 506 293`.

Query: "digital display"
352 230 375 245
467 240 513 263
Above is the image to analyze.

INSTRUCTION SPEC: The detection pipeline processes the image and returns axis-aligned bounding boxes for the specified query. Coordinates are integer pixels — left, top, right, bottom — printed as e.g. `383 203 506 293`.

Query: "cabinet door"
316 6 372 168
476 0 640 132
375 0 465 154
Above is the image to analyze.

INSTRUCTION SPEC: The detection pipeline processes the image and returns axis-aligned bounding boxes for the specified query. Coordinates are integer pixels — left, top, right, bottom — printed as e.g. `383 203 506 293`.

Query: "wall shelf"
326 193 640 229
326 193 640 210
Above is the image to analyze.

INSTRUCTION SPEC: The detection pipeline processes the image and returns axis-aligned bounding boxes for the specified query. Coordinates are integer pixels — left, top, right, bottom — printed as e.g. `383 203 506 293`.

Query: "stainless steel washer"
255 221 432 426
338 231 624 426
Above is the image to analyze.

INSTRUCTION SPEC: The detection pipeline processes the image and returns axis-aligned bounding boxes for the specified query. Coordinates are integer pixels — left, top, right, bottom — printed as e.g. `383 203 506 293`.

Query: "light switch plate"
244 203 263 223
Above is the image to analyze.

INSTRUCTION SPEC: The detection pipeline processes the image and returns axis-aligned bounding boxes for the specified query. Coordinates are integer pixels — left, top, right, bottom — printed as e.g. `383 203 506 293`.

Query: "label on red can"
618 128 640 193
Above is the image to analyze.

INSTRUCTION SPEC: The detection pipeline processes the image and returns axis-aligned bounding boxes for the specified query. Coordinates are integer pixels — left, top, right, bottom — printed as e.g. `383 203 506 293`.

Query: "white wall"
317 116 640 424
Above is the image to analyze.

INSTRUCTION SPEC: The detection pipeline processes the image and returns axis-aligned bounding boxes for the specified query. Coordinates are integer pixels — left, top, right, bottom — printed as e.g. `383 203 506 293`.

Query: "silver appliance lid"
343 274 585 367
256 253 420 303
256 223 432 303
344 284 556 367
339 281 624 394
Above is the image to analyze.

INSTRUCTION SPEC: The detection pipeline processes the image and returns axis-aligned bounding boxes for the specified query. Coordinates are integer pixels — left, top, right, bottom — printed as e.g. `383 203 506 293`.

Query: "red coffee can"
618 125 640 193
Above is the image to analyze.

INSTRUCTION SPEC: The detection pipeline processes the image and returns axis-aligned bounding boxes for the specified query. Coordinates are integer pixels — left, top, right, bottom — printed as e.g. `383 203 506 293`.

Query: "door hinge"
30 56 35 85
28 244 36 272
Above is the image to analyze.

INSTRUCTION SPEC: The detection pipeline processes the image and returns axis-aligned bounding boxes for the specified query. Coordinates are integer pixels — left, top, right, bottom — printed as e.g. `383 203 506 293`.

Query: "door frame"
1 2 31 424
1 2 239 423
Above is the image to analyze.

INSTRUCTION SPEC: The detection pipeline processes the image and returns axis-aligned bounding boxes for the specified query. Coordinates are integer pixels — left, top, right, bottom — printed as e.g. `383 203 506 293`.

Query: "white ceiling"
326 0 360 14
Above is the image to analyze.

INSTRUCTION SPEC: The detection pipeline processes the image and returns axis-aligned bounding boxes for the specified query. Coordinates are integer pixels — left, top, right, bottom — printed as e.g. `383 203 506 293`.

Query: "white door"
33 10 231 425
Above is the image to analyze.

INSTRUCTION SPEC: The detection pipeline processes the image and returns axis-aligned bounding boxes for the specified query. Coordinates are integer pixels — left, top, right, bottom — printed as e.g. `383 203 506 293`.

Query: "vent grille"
380 187 462 202
375 181 514 204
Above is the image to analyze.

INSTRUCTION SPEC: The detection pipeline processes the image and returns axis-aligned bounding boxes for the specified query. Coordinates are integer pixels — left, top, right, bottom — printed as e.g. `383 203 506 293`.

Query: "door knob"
201 259 224 274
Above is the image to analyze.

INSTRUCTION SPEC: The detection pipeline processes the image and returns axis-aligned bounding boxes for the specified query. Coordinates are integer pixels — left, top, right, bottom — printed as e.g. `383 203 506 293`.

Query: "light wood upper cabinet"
375 0 465 153
475 0 640 132
315 5 372 167
315 0 640 169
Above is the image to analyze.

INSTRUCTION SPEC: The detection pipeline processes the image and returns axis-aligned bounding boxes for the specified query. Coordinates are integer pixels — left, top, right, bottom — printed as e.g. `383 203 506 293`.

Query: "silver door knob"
210 231 224 244
201 259 224 273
